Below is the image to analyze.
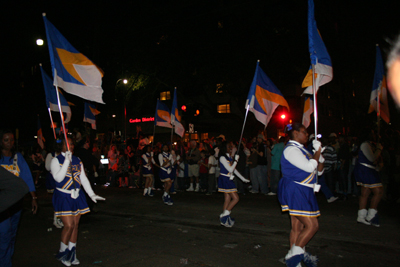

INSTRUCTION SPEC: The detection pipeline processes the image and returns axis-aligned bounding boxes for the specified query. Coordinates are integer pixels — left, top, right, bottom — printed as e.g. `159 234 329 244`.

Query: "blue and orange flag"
40 64 72 123
302 96 314 129
155 99 172 128
83 102 100 130
37 115 45 149
171 88 185 137
302 0 333 95
245 61 289 128
42 13 105 104
369 45 390 124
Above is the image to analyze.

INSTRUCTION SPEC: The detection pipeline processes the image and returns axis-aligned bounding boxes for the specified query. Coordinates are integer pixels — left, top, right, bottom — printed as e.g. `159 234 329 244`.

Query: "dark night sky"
1 0 399 143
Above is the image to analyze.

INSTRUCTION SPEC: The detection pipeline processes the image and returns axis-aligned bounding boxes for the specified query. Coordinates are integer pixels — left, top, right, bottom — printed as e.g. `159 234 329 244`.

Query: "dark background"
1 0 399 145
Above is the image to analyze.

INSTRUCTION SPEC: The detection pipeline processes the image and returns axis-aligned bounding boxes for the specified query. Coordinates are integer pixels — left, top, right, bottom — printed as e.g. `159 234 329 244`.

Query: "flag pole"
171 125 174 147
237 59 259 153
312 60 318 185
237 104 250 154
312 62 318 140
55 86 70 151
152 124 156 149
47 107 57 139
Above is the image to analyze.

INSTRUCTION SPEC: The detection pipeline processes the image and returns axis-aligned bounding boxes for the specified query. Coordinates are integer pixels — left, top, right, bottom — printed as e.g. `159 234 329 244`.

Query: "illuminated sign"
129 117 155 123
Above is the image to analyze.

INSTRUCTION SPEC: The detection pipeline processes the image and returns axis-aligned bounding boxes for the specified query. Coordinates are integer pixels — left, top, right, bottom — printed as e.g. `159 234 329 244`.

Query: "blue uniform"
142 153 154 177
354 142 382 188
0 153 35 267
159 152 172 182
53 154 90 217
278 142 320 217
218 155 237 193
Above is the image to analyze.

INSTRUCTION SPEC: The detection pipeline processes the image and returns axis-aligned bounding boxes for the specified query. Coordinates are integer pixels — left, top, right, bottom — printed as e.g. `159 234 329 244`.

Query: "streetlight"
115 79 128 142
36 39 44 46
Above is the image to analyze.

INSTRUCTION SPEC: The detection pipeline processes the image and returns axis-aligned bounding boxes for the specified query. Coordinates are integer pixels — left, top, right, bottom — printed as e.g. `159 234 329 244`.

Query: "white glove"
234 154 239 161
312 140 321 151
65 151 72 162
94 172 99 178
242 178 250 183
90 194 105 203
319 154 325 163
151 152 154 157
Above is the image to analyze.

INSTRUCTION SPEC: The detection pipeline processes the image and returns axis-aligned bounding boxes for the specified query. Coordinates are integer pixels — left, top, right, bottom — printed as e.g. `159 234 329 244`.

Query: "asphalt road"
11 184 400 267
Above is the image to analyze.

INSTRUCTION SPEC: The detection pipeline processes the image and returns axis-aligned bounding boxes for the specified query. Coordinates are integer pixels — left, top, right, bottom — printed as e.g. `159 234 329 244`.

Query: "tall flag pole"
40 64 71 139
42 13 105 104
302 0 333 137
171 87 185 138
241 60 289 151
369 45 390 140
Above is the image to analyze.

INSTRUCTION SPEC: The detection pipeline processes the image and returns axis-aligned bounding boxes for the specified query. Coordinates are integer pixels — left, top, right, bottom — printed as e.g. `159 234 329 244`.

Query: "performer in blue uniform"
51 137 105 266
278 123 324 267
141 145 156 197
158 145 173 205
0 129 38 267
354 129 383 227
218 141 249 227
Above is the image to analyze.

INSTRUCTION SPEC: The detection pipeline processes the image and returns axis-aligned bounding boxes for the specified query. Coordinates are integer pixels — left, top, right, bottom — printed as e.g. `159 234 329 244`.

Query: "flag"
42 14 105 104
155 99 172 128
302 0 333 95
83 102 100 130
245 61 289 128
40 65 72 123
37 116 45 149
171 88 185 137
369 46 390 123
302 96 314 128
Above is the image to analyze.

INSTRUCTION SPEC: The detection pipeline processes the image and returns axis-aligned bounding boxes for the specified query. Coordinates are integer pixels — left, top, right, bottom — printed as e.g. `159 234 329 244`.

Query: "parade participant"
142 145 156 196
0 129 38 267
51 137 105 266
186 140 201 192
169 149 180 194
278 123 323 267
218 141 250 227
158 144 173 205
354 129 383 227
0 167 29 213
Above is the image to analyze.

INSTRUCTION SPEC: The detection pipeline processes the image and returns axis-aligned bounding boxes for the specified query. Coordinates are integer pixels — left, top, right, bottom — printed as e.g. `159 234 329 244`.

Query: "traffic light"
280 114 286 120
181 105 187 112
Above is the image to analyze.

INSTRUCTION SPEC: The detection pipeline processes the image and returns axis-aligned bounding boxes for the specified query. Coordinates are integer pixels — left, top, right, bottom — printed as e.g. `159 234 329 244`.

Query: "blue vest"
280 141 316 184
56 154 82 190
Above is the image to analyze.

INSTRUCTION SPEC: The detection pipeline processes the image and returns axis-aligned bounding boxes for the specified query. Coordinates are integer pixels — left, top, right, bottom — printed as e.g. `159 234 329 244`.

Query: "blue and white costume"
142 152 155 177
278 141 320 217
158 152 172 182
354 142 382 188
0 153 35 267
218 154 245 193
51 153 94 217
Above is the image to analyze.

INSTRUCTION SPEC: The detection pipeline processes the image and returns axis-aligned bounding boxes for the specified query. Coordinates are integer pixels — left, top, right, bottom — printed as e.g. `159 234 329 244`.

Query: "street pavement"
12 184 400 267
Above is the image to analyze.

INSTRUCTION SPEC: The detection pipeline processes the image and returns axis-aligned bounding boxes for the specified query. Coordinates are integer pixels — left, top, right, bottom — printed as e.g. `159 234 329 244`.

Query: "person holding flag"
278 123 324 267
50 136 105 266
218 141 250 227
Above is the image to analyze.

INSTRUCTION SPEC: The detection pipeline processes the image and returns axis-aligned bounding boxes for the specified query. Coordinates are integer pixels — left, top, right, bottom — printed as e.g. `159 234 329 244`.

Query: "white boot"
195 183 200 192
366 208 380 227
357 209 371 225
186 183 194 191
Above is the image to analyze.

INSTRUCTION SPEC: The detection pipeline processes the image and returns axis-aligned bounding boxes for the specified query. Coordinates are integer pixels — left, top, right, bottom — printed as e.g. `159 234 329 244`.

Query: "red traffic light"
181 105 187 112
280 114 286 119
